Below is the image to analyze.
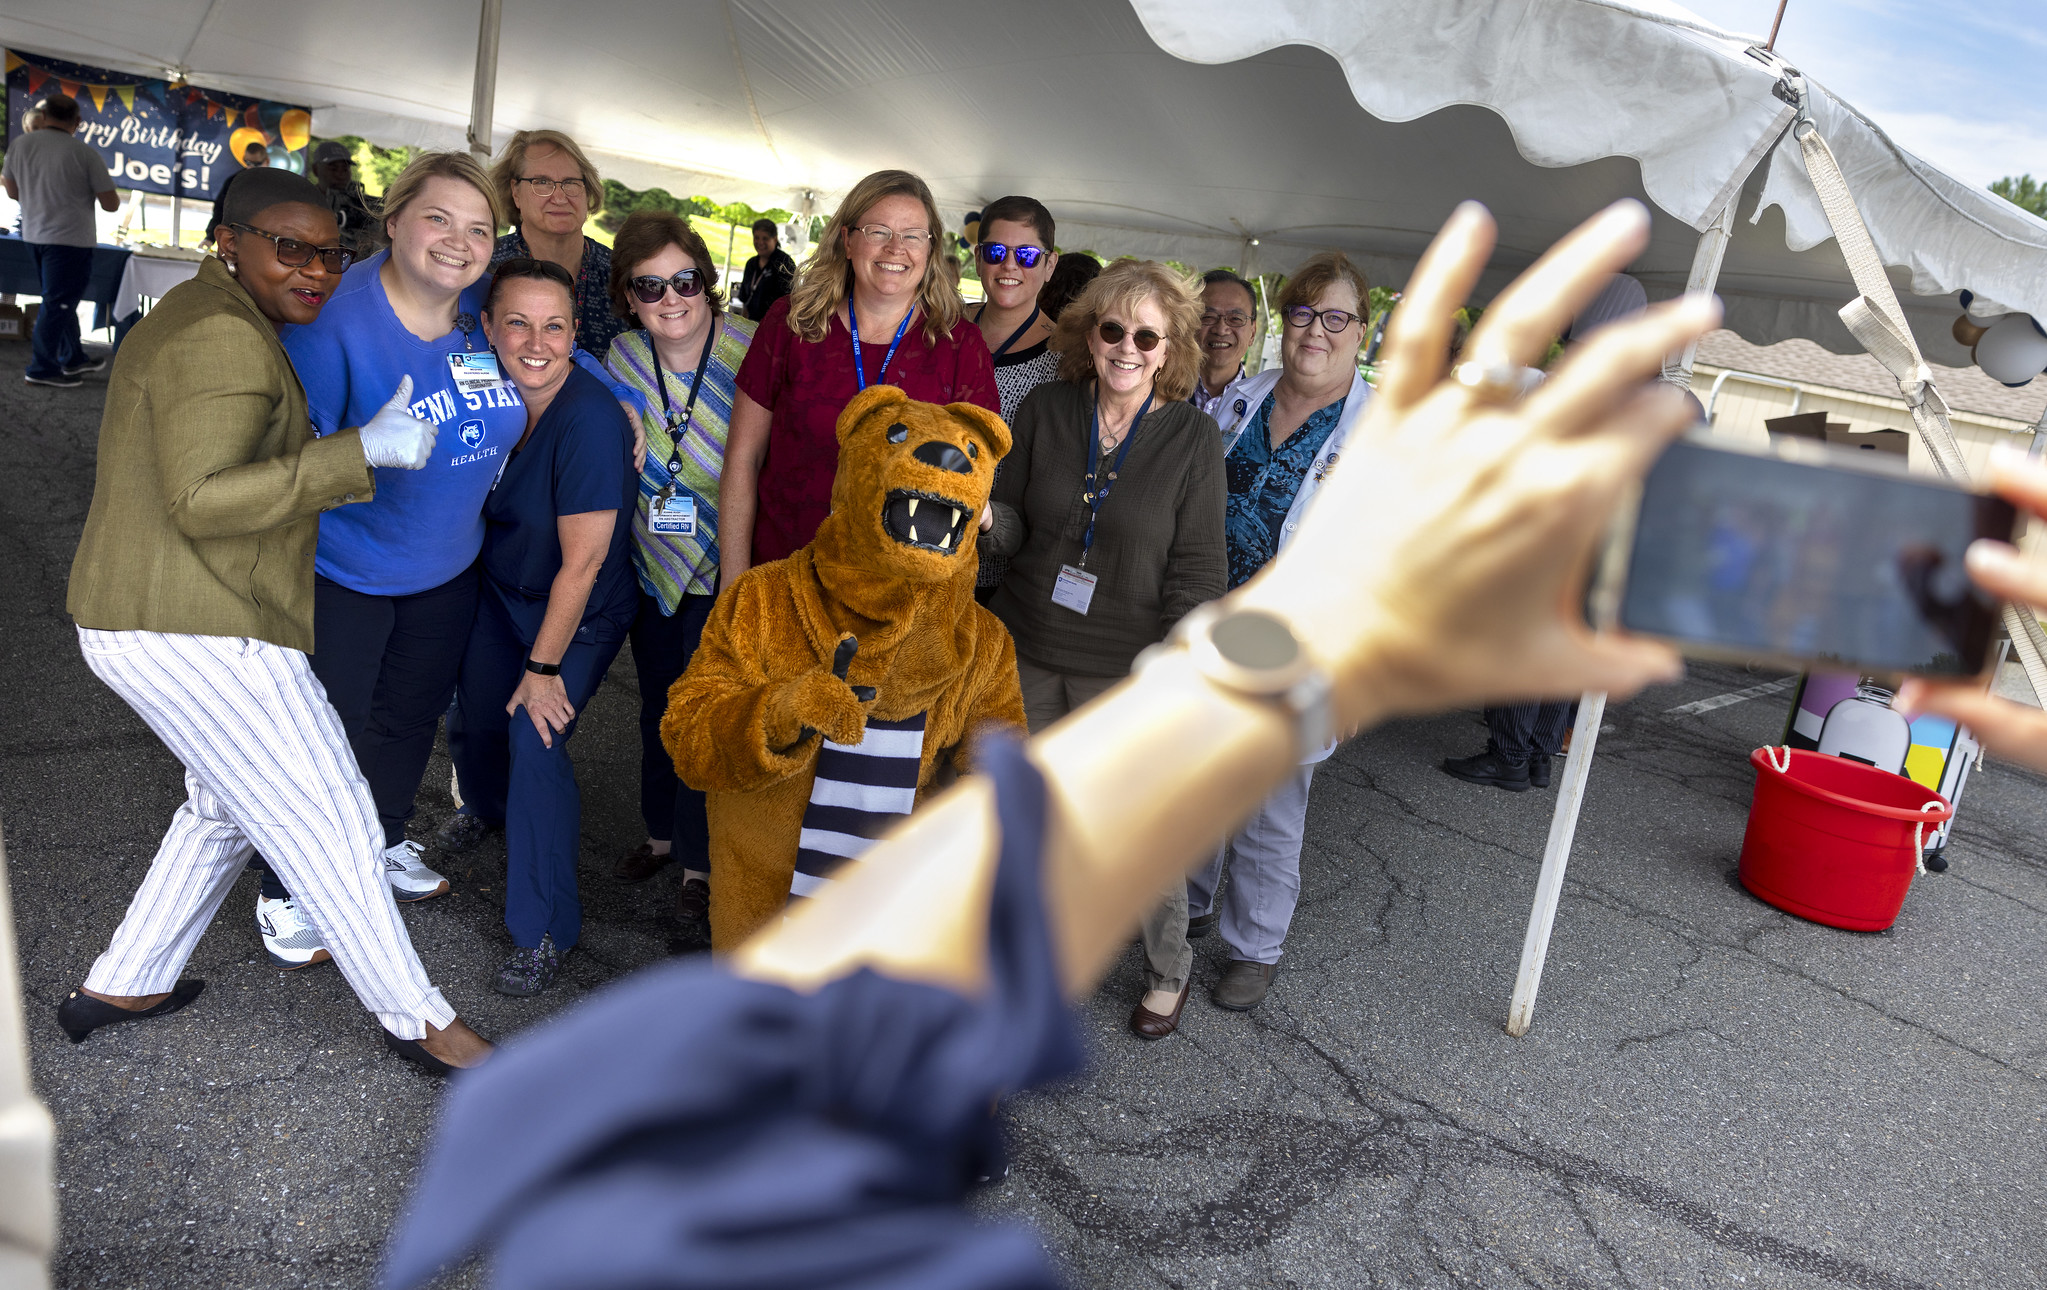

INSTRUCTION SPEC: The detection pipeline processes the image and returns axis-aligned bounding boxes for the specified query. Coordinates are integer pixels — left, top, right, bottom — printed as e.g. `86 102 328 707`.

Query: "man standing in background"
1191 268 1258 420
1 93 118 389
737 217 795 321
308 140 377 256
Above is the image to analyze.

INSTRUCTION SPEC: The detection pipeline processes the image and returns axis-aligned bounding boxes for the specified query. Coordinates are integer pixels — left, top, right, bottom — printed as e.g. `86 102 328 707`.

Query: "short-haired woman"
63 168 489 1073
1167 251 1376 1016
601 210 758 945
246 152 524 967
720 169 999 582
981 258 1226 1038
971 194 1063 603
488 129 622 358
446 259 639 996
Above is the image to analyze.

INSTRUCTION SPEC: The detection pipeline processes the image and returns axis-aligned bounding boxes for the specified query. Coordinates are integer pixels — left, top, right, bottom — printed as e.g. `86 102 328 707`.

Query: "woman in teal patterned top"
601 210 757 944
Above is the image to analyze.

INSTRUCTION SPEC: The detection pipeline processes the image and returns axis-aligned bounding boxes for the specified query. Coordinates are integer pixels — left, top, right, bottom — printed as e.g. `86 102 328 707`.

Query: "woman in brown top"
982 258 1225 1034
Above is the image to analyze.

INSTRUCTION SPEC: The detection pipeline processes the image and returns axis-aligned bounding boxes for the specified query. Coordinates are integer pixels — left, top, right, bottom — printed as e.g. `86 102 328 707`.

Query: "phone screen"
1618 438 2016 676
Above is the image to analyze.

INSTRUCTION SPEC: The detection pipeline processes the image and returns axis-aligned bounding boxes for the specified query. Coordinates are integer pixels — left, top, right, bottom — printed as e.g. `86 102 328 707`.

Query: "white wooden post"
1505 196 1735 1037
467 0 503 160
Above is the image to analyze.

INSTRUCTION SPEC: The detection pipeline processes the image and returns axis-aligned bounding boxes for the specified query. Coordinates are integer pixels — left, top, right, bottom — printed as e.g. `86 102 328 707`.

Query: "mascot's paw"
764 667 873 751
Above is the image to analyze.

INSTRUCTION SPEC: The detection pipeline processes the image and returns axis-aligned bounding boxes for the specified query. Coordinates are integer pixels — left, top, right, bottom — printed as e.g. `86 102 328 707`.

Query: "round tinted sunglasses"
1097 320 1164 352
629 269 705 304
978 242 1048 270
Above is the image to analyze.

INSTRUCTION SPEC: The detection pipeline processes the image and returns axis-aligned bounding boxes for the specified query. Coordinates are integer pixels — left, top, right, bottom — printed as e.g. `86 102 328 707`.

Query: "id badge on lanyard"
1056 388 1153 615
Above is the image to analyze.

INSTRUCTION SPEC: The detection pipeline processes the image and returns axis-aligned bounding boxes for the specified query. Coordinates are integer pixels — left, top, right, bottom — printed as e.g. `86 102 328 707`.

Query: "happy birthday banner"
6 49 311 200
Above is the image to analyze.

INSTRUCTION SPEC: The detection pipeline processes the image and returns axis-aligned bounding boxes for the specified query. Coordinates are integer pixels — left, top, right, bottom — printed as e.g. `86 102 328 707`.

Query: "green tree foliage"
1991 175 2047 218
596 182 799 236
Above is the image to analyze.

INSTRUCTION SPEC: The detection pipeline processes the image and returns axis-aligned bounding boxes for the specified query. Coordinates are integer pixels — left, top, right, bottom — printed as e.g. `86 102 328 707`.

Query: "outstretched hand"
1235 200 1715 730
1895 452 2047 768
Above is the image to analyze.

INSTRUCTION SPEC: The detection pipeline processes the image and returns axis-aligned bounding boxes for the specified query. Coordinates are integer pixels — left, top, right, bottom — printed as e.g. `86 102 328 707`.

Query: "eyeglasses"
852 224 933 251
978 242 1047 269
494 257 576 289
1201 309 1253 330
514 176 588 199
629 269 705 304
228 224 354 274
1097 320 1163 352
1283 305 1360 333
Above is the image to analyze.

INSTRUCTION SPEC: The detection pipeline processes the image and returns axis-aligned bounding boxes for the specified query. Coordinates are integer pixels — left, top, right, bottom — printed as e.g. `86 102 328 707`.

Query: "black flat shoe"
383 1029 462 1077
57 980 205 1043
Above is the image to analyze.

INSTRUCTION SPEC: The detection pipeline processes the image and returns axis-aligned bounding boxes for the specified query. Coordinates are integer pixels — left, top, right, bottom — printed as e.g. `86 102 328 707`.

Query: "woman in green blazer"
60 169 490 1074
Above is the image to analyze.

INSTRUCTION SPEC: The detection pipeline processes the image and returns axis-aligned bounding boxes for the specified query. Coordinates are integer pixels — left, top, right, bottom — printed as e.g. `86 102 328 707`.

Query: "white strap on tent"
1786 91 2047 700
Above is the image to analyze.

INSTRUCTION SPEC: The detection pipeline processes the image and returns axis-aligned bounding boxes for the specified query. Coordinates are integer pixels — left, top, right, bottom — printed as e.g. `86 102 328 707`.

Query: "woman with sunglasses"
721 169 998 583
599 210 758 944
445 258 639 996
1146 251 1377 1022
970 195 1063 604
982 258 1225 1036
241 152 523 971
62 168 491 1074
488 129 623 359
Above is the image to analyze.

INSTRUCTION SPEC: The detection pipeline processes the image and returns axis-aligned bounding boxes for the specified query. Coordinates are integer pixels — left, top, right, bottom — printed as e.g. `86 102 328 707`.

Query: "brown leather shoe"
1128 983 1190 1040
614 842 676 883
1212 959 1277 1011
668 877 712 955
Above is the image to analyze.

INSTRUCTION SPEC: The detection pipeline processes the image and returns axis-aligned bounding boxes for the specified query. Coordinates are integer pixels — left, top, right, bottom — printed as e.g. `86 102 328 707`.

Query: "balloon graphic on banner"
1973 312 2047 387
267 144 303 174
279 108 311 152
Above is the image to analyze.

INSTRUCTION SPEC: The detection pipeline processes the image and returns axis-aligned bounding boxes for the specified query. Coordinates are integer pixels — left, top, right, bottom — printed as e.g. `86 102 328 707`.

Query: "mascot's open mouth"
882 489 973 553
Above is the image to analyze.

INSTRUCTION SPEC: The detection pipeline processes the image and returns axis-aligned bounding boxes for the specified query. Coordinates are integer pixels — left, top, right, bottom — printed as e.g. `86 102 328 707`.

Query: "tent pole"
467 0 503 160
1505 198 1735 1038
169 194 183 249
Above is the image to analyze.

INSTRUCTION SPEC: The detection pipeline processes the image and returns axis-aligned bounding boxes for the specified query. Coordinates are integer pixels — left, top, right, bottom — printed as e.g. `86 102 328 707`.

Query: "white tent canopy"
7 0 2046 366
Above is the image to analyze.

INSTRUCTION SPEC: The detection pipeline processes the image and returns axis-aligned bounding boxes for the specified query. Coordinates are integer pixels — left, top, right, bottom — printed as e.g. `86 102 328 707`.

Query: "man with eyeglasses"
1191 268 1259 421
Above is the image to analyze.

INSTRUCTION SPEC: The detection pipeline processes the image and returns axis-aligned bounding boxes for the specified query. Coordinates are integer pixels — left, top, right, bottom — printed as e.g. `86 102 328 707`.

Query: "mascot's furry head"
816 385 1012 585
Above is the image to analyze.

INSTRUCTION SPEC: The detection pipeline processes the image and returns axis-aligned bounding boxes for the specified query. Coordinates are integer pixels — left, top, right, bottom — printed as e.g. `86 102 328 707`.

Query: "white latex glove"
357 376 438 470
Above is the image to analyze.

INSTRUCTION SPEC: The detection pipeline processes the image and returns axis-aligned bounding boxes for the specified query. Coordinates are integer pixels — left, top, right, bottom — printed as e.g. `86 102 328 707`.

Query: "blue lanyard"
1079 386 1154 566
849 299 915 391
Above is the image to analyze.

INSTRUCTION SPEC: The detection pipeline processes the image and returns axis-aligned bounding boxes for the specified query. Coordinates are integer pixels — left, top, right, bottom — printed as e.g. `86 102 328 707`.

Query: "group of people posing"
57 124 1387 1073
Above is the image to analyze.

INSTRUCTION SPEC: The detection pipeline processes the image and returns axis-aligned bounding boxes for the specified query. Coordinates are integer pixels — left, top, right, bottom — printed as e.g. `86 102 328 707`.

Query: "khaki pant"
1017 657 1191 995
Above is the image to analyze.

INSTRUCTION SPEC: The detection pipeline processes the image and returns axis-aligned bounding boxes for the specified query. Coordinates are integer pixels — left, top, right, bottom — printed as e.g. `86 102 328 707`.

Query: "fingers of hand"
1375 202 1496 410
1964 540 2047 607
1463 200 1653 370
1896 680 2047 771
1525 295 1720 439
1988 452 2047 522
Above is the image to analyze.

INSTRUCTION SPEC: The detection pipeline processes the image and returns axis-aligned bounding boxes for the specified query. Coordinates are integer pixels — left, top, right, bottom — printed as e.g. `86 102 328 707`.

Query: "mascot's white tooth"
938 529 952 549
950 507 962 527
907 499 918 517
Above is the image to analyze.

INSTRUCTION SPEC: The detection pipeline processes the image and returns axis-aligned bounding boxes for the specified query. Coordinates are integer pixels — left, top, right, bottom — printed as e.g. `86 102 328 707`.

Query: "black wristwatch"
524 657 562 677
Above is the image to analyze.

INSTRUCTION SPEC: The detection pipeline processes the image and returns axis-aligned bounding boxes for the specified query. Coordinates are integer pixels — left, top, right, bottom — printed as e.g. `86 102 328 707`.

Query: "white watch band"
1139 603 1335 761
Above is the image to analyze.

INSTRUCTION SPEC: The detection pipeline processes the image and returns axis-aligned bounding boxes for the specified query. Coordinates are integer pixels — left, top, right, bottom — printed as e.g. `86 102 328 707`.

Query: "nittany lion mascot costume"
664 385 1027 949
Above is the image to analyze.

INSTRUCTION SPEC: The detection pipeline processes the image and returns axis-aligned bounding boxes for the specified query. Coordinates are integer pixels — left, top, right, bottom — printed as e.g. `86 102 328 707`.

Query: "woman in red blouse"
721 170 999 580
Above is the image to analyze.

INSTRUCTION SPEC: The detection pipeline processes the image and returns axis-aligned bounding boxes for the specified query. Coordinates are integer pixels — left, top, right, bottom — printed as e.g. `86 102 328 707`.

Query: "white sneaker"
257 895 331 970
383 839 450 902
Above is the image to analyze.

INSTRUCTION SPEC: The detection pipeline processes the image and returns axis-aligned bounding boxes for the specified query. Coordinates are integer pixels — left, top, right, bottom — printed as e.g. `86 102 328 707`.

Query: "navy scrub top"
482 362 640 647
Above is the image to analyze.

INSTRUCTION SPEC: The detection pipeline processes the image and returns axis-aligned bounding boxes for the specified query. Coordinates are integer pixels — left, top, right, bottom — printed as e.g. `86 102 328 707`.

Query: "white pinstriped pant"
76 628 456 1040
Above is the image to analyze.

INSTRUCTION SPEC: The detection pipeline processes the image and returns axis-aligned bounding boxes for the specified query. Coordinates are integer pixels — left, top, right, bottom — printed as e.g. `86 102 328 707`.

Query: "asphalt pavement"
6 360 2046 1288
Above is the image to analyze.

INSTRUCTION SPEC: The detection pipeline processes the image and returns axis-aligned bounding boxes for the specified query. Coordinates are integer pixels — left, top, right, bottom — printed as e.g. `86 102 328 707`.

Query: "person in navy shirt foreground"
445 258 638 997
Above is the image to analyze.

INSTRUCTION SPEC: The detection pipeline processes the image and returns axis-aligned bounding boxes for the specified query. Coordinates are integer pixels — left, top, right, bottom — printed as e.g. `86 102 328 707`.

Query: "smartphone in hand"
1588 435 2018 679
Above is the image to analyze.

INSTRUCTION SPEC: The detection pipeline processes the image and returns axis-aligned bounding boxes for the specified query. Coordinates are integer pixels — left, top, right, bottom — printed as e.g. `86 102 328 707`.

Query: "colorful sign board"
5 49 310 201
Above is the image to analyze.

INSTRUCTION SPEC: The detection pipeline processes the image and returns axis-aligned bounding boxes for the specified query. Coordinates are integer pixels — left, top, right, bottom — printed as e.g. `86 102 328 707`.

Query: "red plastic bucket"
1738 747 1951 932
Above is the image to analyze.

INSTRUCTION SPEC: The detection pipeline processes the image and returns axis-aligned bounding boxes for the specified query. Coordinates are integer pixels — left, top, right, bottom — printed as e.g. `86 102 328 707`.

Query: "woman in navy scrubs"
446 258 637 996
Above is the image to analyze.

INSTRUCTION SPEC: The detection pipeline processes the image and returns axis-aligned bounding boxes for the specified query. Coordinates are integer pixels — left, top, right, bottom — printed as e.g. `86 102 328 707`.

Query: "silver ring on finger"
1451 356 1545 403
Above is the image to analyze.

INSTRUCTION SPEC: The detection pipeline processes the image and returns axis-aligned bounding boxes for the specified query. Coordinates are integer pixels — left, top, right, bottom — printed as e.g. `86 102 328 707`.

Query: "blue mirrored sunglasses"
977 242 1048 270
